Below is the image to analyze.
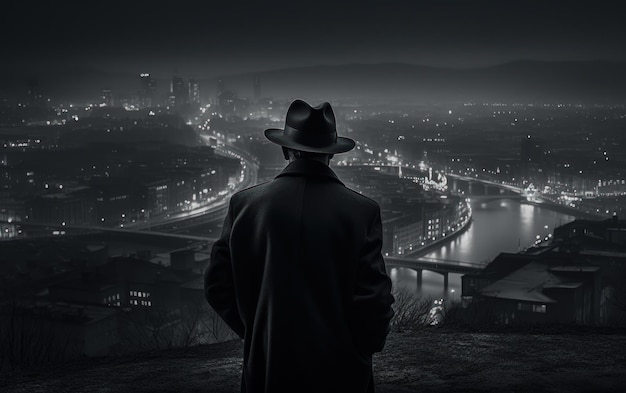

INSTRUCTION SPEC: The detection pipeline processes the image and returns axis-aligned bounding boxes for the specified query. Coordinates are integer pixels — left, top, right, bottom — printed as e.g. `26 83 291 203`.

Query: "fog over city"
2 0 625 96
1 1 626 392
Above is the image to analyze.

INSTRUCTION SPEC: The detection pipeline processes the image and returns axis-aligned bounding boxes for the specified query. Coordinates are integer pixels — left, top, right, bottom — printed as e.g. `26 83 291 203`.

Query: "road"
446 173 523 194
124 138 258 233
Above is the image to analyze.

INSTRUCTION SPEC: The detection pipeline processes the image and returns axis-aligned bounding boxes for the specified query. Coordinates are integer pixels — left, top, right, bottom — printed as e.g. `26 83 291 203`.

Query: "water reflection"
390 199 577 300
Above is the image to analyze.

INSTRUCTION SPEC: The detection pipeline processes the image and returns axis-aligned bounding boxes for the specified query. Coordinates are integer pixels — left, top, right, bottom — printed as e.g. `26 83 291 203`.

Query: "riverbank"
413 196 605 261
521 199 606 221
404 214 473 259
3 327 625 393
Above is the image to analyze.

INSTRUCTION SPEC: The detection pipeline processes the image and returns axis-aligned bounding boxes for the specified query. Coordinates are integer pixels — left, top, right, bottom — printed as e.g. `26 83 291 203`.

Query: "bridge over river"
384 255 484 294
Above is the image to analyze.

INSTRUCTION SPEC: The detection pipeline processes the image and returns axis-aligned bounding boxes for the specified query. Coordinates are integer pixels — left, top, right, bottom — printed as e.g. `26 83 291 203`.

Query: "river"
390 198 579 300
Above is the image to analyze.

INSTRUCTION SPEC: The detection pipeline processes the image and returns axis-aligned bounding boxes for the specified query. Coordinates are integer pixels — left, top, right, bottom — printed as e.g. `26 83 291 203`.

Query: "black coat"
205 158 395 393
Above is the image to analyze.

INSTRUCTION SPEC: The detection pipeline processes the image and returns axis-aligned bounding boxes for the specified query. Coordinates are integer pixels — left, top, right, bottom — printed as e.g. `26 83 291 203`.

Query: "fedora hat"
264 99 355 154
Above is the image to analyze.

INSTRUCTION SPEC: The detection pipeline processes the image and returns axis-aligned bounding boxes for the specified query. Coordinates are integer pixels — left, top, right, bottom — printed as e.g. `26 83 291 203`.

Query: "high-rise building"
169 76 187 109
139 73 157 108
188 78 201 106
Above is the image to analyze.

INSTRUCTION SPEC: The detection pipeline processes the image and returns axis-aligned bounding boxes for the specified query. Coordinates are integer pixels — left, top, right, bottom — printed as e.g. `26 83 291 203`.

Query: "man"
205 99 395 393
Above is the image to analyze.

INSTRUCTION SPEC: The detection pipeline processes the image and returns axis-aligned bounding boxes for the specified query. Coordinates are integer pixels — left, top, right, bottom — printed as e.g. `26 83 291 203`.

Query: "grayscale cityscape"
1 1 626 392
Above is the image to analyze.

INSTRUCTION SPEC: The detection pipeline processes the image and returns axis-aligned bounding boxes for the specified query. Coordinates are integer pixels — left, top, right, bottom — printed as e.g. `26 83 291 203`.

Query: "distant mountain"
221 61 626 104
1 61 625 104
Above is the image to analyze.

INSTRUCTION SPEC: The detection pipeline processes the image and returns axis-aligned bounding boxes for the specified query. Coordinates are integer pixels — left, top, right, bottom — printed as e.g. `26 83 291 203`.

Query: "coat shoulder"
228 181 272 211
231 181 271 201
342 186 381 212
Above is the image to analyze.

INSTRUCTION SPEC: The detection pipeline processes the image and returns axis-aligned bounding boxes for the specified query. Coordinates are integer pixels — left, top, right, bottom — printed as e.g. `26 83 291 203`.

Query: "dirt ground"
2 328 626 392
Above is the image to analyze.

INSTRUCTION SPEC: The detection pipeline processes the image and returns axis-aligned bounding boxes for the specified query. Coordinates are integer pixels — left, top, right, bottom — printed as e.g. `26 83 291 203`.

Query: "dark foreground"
2 328 626 392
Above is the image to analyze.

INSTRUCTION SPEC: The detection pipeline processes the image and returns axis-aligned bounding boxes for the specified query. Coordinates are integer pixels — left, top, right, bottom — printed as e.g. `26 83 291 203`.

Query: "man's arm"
351 205 395 355
204 201 245 339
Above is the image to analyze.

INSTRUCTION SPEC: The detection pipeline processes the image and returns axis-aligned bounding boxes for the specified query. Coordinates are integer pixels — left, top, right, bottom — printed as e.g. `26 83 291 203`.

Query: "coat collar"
275 159 344 185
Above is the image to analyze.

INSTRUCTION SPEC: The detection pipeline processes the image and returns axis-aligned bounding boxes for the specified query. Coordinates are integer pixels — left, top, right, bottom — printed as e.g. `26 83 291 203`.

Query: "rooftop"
479 261 590 303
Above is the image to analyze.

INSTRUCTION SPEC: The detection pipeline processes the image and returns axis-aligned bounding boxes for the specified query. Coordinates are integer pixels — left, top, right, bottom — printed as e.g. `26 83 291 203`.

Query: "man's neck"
289 156 330 166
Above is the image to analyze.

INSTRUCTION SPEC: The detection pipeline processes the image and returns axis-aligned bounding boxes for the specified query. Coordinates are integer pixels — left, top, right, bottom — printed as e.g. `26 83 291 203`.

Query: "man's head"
264 99 355 160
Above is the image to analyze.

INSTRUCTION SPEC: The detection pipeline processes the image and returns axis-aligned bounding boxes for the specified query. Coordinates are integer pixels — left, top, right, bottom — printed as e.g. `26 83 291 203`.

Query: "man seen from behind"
204 99 395 393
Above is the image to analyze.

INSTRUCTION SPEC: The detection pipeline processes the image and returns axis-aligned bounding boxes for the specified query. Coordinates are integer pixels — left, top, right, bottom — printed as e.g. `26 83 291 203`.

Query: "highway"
131 138 259 233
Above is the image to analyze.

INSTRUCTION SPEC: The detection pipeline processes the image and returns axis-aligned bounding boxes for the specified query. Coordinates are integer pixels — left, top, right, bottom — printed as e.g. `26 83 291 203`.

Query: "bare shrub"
390 287 435 332
117 298 238 355
438 296 506 330
198 306 239 344
438 298 466 327
0 300 80 374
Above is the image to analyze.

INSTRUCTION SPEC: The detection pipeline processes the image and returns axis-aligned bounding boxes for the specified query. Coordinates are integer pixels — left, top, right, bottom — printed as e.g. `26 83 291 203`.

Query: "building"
43 255 207 353
464 258 600 325
139 73 157 108
48 256 199 308
384 213 423 256
169 76 187 109
552 215 626 246
332 165 469 256
188 78 201 107
26 187 96 226
462 216 626 326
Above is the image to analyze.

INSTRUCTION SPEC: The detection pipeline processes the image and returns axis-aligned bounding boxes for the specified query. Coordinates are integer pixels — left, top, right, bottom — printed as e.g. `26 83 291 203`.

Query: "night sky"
2 0 625 79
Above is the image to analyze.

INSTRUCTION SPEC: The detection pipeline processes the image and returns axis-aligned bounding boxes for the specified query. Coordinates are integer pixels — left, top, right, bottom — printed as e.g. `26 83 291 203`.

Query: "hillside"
2 327 626 392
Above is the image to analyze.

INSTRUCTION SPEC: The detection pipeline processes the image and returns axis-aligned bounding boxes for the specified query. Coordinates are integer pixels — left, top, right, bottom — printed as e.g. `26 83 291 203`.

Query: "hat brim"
264 128 355 154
